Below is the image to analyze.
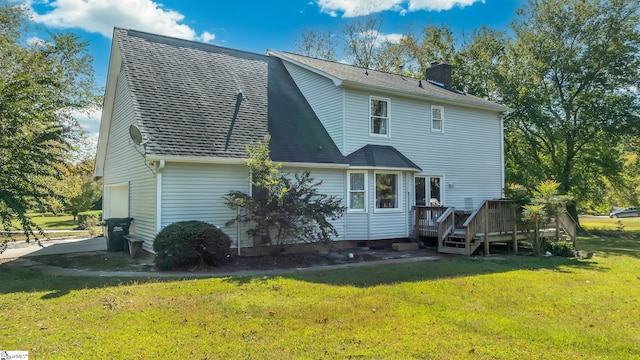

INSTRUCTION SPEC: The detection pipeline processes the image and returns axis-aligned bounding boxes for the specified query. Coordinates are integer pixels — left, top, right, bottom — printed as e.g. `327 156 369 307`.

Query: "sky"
16 0 526 141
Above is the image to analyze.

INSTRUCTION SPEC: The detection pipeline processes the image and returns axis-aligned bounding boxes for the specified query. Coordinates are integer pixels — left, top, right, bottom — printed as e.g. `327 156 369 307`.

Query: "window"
370 97 389 136
415 176 426 206
430 177 441 205
375 172 400 210
415 175 442 206
431 105 444 132
348 171 367 212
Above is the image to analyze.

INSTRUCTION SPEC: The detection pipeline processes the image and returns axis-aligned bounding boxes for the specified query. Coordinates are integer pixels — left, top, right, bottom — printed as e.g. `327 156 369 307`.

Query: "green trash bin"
105 218 133 252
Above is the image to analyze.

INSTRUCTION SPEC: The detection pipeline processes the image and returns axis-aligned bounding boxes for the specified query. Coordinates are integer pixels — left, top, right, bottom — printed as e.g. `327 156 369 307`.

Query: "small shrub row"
544 240 576 257
153 221 231 270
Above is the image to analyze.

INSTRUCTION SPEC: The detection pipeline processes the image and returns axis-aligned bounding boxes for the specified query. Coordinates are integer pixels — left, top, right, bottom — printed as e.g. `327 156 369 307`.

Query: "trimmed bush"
153 221 231 270
544 240 576 257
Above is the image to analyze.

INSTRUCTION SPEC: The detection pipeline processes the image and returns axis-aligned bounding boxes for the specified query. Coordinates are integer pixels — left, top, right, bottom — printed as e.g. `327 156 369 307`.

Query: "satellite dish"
129 125 143 145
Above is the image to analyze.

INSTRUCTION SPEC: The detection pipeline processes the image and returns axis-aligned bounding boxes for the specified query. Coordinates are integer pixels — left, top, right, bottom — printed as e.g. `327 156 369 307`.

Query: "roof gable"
267 50 509 113
347 145 421 172
110 29 345 165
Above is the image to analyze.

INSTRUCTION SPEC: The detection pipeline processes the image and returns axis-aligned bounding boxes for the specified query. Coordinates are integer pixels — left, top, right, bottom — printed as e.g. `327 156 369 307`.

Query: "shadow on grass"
226 254 600 288
0 264 173 299
3 230 637 295
576 230 640 259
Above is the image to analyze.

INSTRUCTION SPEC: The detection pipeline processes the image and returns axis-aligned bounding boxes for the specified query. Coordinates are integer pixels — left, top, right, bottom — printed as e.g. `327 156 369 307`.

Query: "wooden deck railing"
436 207 455 247
416 200 576 255
414 206 452 238
462 200 521 254
555 211 577 245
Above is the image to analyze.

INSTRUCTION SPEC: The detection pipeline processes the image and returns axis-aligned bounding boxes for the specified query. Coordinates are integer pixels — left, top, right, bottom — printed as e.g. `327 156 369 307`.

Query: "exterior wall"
282 62 345 153
344 88 503 210
160 162 250 249
281 166 347 241
102 70 157 251
284 62 504 240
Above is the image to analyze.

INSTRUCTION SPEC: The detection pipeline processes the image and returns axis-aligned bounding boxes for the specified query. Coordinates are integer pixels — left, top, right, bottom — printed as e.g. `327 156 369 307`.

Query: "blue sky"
18 0 526 138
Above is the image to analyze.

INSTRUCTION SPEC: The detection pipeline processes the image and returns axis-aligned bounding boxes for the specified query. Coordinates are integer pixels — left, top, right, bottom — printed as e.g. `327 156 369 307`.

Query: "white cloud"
27 0 215 43
316 0 402 17
26 36 47 46
315 0 484 17
196 31 215 43
408 0 484 12
71 107 102 136
360 29 404 47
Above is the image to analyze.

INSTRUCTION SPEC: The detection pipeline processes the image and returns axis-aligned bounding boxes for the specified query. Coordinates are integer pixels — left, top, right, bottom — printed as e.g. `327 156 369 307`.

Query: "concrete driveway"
0 236 107 259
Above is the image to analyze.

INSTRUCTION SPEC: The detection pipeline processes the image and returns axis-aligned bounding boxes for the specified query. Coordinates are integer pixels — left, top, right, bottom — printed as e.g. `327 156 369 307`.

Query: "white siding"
282 62 345 153
102 70 157 250
344 89 503 211
161 162 251 248
281 167 346 241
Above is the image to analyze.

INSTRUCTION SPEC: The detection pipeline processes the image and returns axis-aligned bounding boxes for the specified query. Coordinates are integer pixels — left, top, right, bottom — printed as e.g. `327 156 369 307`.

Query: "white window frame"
414 174 445 207
374 171 402 212
347 171 368 213
431 105 444 133
370 96 390 137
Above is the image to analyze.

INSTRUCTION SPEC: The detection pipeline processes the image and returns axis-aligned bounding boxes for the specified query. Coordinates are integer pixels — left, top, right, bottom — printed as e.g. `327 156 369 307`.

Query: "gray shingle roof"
268 50 509 113
347 145 421 171
115 29 345 164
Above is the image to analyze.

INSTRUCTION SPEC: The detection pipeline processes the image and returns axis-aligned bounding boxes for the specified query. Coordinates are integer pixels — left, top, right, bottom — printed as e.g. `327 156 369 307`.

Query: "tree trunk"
566 202 580 227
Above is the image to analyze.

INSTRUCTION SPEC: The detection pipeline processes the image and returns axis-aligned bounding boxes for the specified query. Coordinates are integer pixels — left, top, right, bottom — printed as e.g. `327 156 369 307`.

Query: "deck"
415 200 577 256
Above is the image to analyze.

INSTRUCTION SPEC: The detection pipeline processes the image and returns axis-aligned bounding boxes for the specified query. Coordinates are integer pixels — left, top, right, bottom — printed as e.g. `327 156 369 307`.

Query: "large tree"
0 3 98 246
501 0 640 220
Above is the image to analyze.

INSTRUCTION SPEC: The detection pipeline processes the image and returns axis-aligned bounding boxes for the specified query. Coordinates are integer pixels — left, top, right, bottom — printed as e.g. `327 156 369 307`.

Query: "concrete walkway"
1 236 107 259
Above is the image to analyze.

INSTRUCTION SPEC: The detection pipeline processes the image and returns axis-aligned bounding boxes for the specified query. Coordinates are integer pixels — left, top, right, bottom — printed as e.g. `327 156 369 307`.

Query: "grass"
1 232 639 358
580 215 640 231
9 211 103 230
2 211 103 242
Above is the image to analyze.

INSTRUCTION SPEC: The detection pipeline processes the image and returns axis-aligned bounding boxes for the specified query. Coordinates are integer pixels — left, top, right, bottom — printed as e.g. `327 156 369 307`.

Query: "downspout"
500 111 509 197
156 160 165 233
238 170 253 256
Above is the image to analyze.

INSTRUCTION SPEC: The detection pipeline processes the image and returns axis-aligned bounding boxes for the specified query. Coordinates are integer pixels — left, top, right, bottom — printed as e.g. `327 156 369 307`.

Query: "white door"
105 183 129 219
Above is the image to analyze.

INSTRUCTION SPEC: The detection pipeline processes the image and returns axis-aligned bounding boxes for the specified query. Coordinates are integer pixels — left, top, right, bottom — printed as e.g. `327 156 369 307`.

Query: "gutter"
156 160 165 233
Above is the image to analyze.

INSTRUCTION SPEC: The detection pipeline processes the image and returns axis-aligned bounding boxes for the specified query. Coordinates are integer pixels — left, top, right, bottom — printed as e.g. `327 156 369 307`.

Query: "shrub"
153 221 231 270
77 214 99 226
544 240 576 257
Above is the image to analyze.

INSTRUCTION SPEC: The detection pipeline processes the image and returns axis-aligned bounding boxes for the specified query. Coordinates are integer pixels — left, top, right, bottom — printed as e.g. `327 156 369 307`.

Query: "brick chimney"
426 61 452 88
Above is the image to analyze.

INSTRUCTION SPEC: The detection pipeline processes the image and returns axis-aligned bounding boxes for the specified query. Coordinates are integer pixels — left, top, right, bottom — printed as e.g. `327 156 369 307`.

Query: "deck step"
438 246 470 255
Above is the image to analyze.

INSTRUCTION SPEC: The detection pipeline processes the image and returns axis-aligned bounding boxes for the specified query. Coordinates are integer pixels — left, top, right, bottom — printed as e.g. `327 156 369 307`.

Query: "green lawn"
1 232 639 359
23 210 102 230
580 215 640 231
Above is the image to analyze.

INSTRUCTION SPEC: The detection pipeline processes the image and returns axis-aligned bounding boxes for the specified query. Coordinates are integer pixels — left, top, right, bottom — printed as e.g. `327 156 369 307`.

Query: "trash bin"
105 218 133 252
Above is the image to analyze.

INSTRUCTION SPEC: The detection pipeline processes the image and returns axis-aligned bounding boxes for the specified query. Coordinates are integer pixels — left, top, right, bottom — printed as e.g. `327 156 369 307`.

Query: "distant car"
609 207 639 218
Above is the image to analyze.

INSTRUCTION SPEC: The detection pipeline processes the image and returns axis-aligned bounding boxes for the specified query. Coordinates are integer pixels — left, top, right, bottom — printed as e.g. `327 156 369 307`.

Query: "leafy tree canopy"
0 3 99 246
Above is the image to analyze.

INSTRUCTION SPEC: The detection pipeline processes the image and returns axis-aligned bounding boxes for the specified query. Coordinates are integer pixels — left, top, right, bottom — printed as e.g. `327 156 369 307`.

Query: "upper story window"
370 97 390 136
347 171 367 212
375 172 401 210
431 105 444 132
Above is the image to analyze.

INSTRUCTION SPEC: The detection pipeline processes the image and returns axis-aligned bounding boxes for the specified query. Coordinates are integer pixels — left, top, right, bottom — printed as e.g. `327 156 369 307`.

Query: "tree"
521 180 570 256
65 174 101 221
294 30 338 61
296 15 407 72
501 0 640 222
0 3 99 246
224 139 346 247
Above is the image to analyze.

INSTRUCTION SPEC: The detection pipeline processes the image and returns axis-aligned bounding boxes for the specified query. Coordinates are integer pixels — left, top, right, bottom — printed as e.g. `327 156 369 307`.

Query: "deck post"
512 206 518 254
483 202 490 255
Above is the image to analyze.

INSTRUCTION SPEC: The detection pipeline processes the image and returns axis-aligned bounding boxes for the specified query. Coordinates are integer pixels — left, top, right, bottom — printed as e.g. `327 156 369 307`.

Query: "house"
95 28 510 256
